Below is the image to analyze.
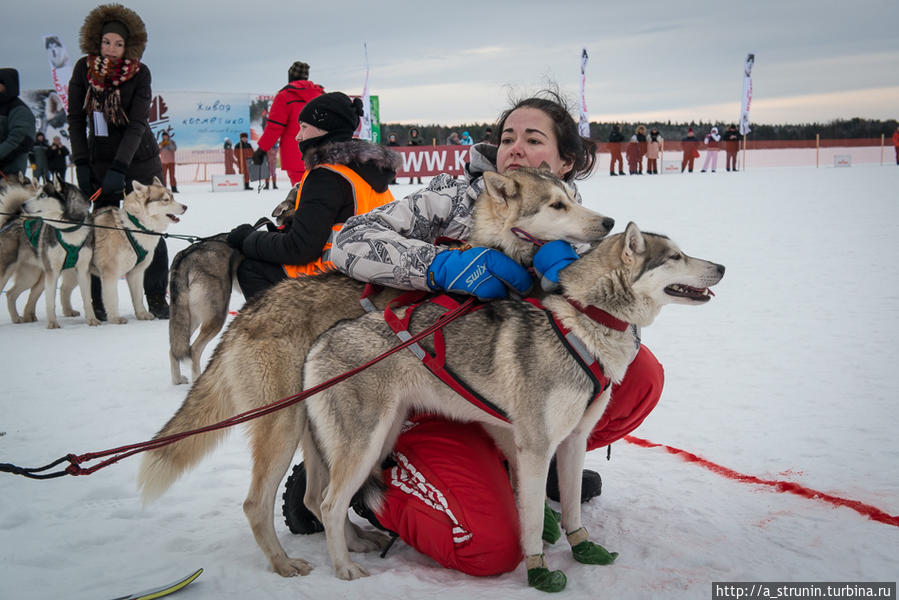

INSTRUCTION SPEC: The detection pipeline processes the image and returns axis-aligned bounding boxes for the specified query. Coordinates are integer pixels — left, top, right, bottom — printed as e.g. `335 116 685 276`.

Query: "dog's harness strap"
23 218 42 248
383 291 511 423
124 212 149 264
54 223 87 270
523 297 611 410
360 283 382 313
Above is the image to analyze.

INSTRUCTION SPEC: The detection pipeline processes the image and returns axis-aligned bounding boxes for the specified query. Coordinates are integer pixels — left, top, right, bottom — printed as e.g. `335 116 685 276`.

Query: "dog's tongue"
167 214 181 223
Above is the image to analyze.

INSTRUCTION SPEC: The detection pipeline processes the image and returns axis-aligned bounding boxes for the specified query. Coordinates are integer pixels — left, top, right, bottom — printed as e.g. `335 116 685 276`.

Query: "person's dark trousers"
236 257 288 303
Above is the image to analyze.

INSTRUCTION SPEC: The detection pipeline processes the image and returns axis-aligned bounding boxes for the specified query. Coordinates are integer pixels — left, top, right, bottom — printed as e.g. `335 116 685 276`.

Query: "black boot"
171 186 179 193
272 182 278 190
545 456 602 503
147 292 170 319
282 463 325 534
244 182 251 190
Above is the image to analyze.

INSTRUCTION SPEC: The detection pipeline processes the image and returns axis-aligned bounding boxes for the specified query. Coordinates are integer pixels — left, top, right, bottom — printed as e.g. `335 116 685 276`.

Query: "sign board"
834 154 851 168
211 174 243 192
662 159 681 174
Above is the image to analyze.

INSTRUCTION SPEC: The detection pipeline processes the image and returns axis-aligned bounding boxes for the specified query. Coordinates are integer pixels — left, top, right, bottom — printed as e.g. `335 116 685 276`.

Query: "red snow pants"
374 344 664 576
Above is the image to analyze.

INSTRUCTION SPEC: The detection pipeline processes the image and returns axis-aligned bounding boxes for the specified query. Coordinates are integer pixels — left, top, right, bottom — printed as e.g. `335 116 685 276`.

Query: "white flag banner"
359 42 372 141
43 34 73 113
739 53 755 136
578 48 590 138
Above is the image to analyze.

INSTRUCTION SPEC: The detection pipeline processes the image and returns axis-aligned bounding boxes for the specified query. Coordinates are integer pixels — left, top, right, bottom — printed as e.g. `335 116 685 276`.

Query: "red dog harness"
371 288 614 423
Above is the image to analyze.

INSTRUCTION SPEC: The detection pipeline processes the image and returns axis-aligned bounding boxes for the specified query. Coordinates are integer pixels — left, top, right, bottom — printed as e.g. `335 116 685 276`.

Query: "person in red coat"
253 61 324 186
892 126 899 165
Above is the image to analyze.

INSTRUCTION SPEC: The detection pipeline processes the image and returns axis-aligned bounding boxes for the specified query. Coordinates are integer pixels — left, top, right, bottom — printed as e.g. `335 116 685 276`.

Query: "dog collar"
565 298 630 332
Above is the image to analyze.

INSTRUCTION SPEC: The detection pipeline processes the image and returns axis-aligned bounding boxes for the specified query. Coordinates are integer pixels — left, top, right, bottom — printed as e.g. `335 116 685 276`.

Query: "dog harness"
22 218 87 270
124 212 150 264
375 289 614 423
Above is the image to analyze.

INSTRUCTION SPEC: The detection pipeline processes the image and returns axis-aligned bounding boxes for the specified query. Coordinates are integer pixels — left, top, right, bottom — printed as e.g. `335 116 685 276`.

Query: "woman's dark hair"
491 89 596 181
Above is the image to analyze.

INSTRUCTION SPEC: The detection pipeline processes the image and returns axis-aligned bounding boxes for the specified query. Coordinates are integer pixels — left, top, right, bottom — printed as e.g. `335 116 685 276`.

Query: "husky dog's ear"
53 174 64 194
151 176 164 187
536 161 553 173
132 180 148 195
482 171 519 201
622 221 645 265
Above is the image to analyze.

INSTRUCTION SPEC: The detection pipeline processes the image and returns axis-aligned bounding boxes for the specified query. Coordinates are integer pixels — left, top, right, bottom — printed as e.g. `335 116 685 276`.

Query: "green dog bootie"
526 554 567 593
542 502 562 544
571 539 619 565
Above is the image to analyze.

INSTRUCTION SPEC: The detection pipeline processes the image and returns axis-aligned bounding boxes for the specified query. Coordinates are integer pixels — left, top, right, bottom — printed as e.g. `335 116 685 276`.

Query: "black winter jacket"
241 139 401 266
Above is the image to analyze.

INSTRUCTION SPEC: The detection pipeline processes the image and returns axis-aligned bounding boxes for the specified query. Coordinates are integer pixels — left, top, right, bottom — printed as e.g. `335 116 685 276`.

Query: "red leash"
0 297 477 480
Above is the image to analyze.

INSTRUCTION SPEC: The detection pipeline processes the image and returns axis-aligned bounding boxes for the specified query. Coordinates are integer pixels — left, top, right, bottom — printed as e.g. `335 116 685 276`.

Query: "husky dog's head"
561 222 725 326
124 177 187 232
471 165 615 266
22 176 85 223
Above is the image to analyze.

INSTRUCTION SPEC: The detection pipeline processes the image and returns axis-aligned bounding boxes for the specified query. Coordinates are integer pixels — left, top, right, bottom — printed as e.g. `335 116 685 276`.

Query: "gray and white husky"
0 177 43 323
300 221 724 589
168 197 295 385
92 178 186 324
137 167 616 579
23 178 97 328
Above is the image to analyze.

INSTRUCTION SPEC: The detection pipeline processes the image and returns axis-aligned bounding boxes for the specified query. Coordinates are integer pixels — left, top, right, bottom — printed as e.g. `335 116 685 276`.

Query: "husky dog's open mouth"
665 283 715 302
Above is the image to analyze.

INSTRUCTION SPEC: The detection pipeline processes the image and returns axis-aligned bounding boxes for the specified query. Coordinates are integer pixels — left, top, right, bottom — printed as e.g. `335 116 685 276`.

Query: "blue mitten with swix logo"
428 247 532 300
533 240 579 291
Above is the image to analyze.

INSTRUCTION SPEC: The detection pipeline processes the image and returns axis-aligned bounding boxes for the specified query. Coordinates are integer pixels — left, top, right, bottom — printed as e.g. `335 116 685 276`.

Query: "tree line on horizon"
379 117 898 145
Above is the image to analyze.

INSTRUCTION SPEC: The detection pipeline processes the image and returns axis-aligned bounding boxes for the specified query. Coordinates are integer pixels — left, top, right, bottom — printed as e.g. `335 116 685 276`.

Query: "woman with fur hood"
226 92 401 301
67 4 170 319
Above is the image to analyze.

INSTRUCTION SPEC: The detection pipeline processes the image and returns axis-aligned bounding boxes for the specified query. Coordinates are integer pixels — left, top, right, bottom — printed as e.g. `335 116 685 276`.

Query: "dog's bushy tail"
167 248 193 362
0 184 33 229
137 355 236 502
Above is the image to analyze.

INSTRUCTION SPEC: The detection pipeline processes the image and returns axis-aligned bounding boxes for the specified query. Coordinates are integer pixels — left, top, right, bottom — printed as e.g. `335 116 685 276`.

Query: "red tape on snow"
623 436 899 528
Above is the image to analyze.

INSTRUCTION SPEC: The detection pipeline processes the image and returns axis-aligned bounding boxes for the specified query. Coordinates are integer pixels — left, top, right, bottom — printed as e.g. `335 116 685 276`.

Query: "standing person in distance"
29 131 51 183
67 4 170 320
892 125 899 166
722 124 741 171
406 127 423 184
607 124 625 176
0 68 36 179
234 132 254 190
701 126 721 173
681 127 699 173
47 135 70 182
253 61 324 186
645 127 663 174
159 130 177 192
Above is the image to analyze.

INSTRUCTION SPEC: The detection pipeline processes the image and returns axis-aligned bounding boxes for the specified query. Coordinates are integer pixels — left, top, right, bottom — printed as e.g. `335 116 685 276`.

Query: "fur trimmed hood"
79 4 148 61
304 138 402 172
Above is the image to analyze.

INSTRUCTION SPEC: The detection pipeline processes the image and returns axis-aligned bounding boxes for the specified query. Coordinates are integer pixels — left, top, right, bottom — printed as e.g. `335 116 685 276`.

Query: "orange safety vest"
283 164 394 278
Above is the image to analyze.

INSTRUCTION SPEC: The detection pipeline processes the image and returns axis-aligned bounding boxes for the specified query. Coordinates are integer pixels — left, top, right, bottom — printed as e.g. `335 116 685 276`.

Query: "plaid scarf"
84 55 141 127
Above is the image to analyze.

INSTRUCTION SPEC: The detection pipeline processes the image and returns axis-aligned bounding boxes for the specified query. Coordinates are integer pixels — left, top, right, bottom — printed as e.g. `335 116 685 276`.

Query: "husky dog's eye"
670 253 683 261
550 201 566 210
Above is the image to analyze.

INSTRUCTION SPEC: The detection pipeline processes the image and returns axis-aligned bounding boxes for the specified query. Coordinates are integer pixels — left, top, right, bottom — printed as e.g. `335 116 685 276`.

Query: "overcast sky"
5 0 898 127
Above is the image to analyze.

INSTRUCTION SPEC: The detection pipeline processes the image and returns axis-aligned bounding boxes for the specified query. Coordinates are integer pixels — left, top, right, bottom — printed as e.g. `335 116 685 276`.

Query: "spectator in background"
67 4 169 320
446 131 461 145
386 132 399 146
29 131 51 183
892 126 898 165
234 132 254 190
681 128 699 173
0 68 36 178
223 138 236 174
701 126 721 173
47 135 69 182
722 124 741 171
625 136 640 175
608 124 625 176
459 130 473 145
265 142 278 189
253 61 324 186
159 131 178 192
645 127 663 174
407 127 423 184
480 127 493 142
630 125 647 174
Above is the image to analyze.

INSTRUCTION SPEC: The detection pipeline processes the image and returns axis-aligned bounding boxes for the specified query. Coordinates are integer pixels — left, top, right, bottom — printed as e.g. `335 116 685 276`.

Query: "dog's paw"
112 316 128 324
334 561 369 580
86 317 101 327
571 540 618 565
10 316 23 324
347 528 390 553
64 309 80 317
173 375 189 385
22 314 37 323
46 320 61 329
136 312 155 321
272 557 313 577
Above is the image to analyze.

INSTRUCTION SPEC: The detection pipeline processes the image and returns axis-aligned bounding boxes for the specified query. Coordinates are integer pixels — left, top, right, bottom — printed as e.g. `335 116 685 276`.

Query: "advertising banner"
740 53 755 136
155 91 250 149
578 48 590 138
42 34 72 114
393 145 470 177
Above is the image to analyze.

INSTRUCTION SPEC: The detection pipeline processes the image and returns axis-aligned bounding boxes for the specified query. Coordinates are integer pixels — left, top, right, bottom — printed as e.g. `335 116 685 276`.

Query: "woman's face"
497 107 573 178
296 122 327 143
101 32 126 60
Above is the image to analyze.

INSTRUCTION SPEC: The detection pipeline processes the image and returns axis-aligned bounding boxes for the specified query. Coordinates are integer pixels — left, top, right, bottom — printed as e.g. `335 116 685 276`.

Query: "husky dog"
137 167 615 578
169 197 296 385
300 222 724 588
1 177 41 321
92 178 186 324
14 178 97 328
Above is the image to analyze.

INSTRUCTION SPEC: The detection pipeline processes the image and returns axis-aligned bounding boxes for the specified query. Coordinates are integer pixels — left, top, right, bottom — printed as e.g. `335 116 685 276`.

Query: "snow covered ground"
2 164 897 599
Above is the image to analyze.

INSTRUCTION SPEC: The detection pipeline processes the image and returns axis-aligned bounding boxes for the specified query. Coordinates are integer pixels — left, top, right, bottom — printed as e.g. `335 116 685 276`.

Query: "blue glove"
101 168 126 196
427 247 532 300
533 240 579 291
227 223 254 249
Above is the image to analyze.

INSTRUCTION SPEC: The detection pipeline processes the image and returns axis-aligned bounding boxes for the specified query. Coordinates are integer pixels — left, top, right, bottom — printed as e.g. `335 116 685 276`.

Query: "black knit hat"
288 61 309 82
102 20 130 43
298 92 363 135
